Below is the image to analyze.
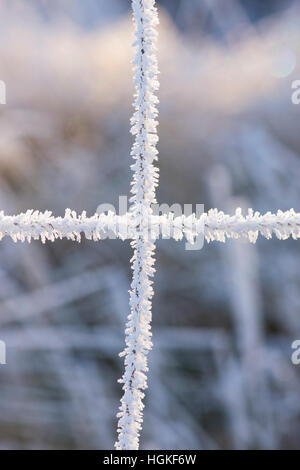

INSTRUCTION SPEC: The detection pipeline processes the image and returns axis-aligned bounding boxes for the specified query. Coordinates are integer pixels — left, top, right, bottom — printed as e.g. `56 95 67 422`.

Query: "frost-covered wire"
0 209 130 243
157 208 300 243
115 0 159 451
202 208 300 243
1 208 300 245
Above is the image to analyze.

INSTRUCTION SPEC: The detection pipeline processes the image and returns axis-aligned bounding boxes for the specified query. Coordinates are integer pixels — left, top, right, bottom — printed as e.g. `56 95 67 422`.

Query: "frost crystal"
115 0 159 451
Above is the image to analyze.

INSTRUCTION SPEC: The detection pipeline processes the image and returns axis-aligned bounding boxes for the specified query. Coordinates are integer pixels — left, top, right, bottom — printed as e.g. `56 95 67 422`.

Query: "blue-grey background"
0 0 300 449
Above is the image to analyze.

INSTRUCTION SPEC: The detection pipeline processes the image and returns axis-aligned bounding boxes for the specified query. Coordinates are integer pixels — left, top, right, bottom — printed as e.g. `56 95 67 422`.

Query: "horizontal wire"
0 208 299 244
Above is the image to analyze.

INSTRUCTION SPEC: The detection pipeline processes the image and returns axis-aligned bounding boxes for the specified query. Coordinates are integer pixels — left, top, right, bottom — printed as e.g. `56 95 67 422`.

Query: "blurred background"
0 0 300 450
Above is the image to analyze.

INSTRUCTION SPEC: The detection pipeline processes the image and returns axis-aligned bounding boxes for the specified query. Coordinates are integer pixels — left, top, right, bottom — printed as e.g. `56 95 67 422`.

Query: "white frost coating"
115 0 159 450
202 208 300 243
0 209 131 243
1 209 300 245
163 208 300 243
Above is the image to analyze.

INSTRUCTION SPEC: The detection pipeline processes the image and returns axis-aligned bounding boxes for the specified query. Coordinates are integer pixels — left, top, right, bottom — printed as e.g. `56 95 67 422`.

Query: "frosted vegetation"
0 0 300 450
